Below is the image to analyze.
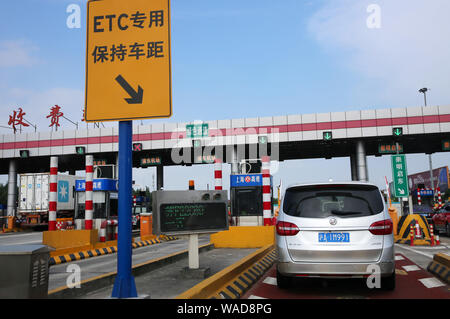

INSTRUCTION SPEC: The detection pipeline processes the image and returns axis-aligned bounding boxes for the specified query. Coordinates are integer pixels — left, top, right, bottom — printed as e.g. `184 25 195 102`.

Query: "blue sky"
0 0 449 192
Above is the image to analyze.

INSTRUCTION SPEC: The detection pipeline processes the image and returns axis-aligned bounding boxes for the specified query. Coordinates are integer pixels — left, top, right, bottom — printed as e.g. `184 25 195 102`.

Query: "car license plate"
318 232 350 243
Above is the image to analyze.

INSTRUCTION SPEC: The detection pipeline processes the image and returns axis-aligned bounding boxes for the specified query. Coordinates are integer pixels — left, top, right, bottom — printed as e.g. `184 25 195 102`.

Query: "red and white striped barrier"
133 195 137 207
262 156 272 226
417 188 422 205
85 155 94 230
99 219 118 242
48 157 58 231
214 158 223 190
430 224 435 246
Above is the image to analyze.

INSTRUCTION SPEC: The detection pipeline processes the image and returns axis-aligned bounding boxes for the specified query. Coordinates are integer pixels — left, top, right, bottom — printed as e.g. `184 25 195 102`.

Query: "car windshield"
283 184 384 218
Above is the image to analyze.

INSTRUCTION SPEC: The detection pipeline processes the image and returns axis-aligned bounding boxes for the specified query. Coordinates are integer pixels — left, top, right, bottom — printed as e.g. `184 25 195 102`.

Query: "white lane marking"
395 255 405 261
249 295 267 299
402 265 420 272
419 245 450 249
9 240 42 245
394 244 434 259
418 277 446 289
0 232 41 238
262 276 277 286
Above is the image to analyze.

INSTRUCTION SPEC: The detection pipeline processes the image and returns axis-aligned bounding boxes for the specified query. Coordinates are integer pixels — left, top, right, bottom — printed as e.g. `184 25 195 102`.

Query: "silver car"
276 182 395 290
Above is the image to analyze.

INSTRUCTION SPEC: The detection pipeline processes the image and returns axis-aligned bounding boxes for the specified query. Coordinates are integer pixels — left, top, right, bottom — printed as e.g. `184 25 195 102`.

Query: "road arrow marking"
115 75 144 104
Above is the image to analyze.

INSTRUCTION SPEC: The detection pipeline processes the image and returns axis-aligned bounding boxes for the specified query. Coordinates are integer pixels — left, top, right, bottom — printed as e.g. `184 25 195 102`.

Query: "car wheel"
381 271 396 291
276 269 292 289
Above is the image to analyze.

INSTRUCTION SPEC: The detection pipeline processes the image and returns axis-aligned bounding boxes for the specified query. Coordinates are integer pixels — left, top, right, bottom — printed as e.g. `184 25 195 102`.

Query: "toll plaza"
1 104 450 300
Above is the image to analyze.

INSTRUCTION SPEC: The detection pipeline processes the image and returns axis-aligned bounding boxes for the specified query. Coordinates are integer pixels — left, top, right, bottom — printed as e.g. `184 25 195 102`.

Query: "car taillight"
369 219 393 235
276 221 300 236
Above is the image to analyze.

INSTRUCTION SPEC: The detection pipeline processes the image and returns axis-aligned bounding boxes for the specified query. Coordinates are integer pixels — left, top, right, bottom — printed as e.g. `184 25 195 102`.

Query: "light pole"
419 88 428 106
419 88 435 196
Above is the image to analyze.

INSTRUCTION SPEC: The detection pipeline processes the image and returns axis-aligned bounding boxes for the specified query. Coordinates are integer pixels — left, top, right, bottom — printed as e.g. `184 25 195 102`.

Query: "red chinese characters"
8 107 29 133
47 105 64 129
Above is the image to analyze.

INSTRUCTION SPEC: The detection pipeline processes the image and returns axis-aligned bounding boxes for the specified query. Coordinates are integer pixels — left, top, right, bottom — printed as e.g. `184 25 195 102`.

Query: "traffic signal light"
192 140 201 148
19 150 29 158
393 127 403 137
258 135 268 144
443 140 450 151
133 143 143 152
323 131 332 141
76 146 86 155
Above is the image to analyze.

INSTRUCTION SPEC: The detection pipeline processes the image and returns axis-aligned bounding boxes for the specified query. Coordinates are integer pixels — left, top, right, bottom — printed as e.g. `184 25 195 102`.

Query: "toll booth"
230 173 273 226
132 191 151 230
413 188 435 214
74 178 118 230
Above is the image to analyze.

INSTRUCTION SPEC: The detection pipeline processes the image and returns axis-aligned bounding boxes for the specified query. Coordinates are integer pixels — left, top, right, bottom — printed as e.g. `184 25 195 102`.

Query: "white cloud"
308 0 450 106
0 40 39 68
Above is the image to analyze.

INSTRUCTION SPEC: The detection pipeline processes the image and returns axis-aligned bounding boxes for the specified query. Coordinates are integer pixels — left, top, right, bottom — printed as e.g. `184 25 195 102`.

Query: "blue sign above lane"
230 174 263 187
75 179 118 192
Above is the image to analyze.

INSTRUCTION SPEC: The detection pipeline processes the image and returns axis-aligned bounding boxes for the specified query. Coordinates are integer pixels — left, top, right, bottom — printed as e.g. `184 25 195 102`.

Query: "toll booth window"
110 198 118 217
236 189 261 216
93 203 106 219
76 204 85 219
92 192 107 218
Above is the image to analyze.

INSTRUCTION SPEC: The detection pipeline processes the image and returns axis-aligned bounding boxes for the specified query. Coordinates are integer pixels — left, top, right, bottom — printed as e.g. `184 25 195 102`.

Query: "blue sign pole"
112 120 137 298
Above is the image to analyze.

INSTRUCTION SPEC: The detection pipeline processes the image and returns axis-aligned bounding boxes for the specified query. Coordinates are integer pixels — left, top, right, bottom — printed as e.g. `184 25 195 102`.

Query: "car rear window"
283 184 384 218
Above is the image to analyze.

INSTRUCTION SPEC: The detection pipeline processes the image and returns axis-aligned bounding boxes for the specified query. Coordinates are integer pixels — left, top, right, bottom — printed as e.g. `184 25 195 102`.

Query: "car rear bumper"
277 260 395 278
276 242 395 277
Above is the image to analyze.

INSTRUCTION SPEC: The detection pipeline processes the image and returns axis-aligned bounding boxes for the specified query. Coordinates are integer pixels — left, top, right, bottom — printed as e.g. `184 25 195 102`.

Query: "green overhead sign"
379 143 403 154
186 124 208 138
391 154 409 198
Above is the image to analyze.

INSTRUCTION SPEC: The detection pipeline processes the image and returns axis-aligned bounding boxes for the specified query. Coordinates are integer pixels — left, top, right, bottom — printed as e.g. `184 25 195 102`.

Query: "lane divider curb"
49 235 178 266
427 253 450 284
176 244 276 299
48 243 214 299
211 249 277 299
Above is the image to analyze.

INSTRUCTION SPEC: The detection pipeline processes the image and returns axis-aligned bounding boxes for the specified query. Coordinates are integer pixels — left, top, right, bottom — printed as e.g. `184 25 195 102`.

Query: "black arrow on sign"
115 75 144 104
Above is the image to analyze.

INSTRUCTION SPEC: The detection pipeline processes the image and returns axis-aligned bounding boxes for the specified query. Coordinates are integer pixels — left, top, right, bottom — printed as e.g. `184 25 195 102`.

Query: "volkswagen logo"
329 218 337 226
